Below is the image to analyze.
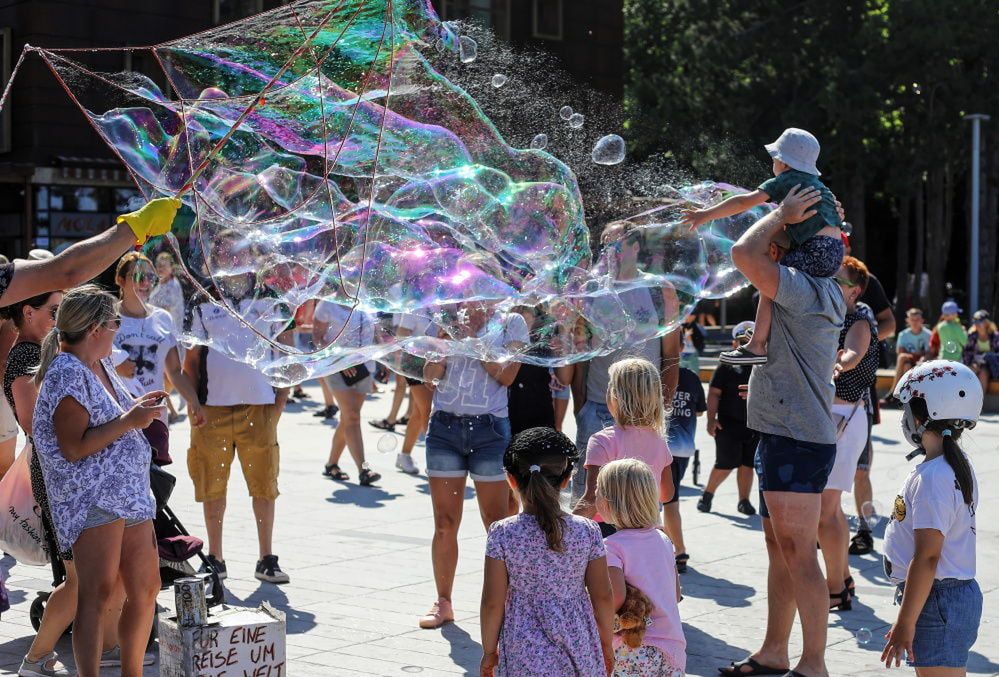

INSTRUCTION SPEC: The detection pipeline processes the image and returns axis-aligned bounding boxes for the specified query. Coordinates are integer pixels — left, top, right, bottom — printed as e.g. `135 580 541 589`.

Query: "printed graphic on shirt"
893 495 906 522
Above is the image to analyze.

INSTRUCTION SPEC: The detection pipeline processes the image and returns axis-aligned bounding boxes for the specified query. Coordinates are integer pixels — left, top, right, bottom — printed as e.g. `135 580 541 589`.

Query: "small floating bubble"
459 36 477 63
491 74 508 88
856 627 872 645
591 134 626 165
530 134 548 150
559 105 573 120
377 434 398 454
568 113 584 129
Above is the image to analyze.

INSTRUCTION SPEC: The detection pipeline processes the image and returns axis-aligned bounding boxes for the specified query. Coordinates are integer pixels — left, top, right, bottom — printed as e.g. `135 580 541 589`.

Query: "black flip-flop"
675 553 690 574
719 657 788 676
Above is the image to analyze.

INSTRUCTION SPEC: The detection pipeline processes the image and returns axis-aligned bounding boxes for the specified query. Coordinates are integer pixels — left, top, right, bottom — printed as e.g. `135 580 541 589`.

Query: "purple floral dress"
32 352 154 552
486 513 607 677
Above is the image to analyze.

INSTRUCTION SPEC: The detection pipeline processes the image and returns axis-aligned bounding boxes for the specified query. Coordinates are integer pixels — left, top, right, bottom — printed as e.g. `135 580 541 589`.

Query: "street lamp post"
965 113 990 313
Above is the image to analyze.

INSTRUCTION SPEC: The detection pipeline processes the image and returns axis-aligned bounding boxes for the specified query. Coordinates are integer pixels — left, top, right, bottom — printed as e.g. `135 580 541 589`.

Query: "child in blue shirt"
683 128 844 366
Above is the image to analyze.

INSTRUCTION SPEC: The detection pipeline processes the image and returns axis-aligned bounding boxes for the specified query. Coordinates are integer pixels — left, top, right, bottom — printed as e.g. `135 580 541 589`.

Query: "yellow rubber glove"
116 196 182 245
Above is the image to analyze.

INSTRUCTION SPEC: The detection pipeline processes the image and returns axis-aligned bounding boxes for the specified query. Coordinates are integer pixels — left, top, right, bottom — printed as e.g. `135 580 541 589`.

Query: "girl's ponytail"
523 465 565 552
941 430 975 506
503 427 578 553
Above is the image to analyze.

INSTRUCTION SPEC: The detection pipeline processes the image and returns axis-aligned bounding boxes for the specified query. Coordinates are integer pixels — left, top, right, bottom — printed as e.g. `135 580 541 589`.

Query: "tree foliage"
624 0 999 316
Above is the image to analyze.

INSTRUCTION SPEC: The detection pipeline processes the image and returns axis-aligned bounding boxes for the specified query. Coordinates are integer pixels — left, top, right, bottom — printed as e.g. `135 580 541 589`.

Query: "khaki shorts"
188 404 280 502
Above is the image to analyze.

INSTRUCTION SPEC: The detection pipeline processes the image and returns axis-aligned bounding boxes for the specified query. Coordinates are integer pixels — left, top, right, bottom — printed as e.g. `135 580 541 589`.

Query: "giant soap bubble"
3 0 768 385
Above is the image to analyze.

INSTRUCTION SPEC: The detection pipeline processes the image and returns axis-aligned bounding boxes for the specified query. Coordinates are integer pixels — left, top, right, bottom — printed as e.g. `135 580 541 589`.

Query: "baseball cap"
973 310 990 322
941 300 962 316
732 320 755 341
765 128 821 176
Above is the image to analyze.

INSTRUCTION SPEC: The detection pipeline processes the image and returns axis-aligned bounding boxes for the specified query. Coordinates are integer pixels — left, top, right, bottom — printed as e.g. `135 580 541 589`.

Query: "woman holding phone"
31 285 166 677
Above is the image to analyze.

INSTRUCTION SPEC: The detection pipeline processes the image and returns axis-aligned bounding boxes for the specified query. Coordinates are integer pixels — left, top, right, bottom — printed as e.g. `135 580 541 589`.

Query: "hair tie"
528 464 541 474
941 429 953 438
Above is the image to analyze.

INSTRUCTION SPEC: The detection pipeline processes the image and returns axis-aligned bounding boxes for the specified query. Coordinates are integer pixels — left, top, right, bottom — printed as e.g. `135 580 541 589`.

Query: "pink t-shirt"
605 528 686 670
585 425 673 521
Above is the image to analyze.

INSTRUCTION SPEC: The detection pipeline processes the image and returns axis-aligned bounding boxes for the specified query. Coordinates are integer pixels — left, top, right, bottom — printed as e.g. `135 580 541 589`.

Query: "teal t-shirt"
758 169 843 246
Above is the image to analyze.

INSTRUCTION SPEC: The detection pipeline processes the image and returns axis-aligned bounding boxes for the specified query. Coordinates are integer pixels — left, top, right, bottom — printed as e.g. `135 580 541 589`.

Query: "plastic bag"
0 445 48 566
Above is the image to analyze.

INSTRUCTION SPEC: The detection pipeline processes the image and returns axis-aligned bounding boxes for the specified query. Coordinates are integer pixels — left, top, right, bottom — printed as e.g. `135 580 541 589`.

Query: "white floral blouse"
32 352 154 551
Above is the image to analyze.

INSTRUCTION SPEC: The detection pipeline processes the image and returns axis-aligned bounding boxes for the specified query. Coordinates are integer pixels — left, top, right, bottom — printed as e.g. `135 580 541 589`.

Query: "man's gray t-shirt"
747 265 845 444
586 287 662 404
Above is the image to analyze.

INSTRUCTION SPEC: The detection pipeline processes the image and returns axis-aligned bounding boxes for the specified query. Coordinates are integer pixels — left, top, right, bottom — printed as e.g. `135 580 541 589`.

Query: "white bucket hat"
765 128 821 176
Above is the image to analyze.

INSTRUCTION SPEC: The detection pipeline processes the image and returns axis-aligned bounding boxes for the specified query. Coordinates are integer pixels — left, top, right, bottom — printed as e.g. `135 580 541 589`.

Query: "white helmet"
893 360 982 447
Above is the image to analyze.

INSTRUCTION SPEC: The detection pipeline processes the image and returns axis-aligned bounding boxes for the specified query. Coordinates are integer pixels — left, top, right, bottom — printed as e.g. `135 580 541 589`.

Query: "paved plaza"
1 381 997 676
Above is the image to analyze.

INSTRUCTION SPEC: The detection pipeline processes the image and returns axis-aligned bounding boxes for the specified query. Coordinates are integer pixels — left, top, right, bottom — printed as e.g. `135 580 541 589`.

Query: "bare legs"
384 374 409 425
703 465 755 502
72 520 158 677
552 397 569 432
818 489 850 598
662 502 685 555
402 384 431 457
328 390 368 472
743 295 773 358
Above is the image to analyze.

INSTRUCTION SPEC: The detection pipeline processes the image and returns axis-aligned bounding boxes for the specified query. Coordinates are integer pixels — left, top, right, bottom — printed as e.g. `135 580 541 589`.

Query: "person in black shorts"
698 322 759 516
664 366 706 573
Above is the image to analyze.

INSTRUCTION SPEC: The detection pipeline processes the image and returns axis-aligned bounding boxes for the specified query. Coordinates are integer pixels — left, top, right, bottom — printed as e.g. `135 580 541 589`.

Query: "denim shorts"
425 412 511 482
895 578 982 668
755 432 837 519
572 400 614 501
781 235 845 278
82 505 144 531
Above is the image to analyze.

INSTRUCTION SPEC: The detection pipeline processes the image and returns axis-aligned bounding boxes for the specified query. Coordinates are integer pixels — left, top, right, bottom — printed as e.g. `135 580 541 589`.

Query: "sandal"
398 415 410 426
829 588 852 611
675 553 690 574
323 463 350 481
368 418 395 432
359 467 381 486
719 657 788 676
845 575 857 599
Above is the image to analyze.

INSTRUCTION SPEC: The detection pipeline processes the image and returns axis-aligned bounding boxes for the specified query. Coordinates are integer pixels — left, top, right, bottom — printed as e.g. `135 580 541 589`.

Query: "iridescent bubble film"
13 0 769 385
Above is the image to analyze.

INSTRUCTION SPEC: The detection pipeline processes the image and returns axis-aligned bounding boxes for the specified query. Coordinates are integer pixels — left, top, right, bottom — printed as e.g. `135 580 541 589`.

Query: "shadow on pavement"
226 584 317 634
326 485 404 508
684 622 753 673
708 511 764 533
681 569 756 608
440 623 481 673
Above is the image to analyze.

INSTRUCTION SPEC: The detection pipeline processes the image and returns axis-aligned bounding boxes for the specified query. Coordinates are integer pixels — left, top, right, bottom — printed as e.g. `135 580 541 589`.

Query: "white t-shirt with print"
190 300 279 407
314 301 375 348
883 454 978 583
114 308 177 422
432 313 529 418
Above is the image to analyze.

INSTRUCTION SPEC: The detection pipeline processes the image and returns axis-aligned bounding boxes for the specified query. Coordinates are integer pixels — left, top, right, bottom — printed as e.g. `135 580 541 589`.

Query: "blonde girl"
574 358 673 533
597 459 686 676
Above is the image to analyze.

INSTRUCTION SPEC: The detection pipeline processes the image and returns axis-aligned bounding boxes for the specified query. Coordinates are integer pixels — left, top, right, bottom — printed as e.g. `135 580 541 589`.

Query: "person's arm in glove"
1 196 181 307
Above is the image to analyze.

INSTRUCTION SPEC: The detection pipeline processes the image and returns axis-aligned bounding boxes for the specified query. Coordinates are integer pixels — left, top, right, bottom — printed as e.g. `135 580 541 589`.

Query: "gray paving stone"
0 385 995 675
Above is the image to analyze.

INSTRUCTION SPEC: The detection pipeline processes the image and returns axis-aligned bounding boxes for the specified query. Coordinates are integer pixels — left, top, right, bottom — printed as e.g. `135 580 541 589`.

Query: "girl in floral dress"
480 427 615 677
597 459 686 676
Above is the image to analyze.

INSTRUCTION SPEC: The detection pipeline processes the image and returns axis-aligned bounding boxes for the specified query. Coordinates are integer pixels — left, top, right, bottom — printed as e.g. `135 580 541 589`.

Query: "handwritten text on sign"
190 624 285 677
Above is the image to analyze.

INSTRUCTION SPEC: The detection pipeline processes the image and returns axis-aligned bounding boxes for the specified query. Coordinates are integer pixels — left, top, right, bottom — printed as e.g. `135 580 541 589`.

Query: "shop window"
533 0 563 40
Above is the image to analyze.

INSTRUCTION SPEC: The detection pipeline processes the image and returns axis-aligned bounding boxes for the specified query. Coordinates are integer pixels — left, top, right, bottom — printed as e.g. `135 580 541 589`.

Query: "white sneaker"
396 453 419 475
99 646 155 667
18 652 71 677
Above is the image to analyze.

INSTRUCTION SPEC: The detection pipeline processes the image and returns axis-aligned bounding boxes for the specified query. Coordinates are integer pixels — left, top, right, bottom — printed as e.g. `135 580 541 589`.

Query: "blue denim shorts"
781 235 845 278
82 505 144 531
895 578 982 668
755 432 837 519
572 400 615 501
425 412 511 482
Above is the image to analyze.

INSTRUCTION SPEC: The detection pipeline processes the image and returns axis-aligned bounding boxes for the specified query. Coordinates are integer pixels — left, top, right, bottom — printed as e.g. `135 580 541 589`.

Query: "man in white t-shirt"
184 293 291 585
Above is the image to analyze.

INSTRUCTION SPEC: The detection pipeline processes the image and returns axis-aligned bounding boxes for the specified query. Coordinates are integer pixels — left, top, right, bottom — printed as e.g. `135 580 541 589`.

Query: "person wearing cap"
719 185 844 677
962 310 999 392
698 321 759 518
929 301 966 362
682 128 844 368
0 197 180 309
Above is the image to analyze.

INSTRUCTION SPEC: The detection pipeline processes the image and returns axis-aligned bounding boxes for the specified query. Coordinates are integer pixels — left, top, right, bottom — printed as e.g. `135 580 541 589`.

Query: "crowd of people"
0 128 987 677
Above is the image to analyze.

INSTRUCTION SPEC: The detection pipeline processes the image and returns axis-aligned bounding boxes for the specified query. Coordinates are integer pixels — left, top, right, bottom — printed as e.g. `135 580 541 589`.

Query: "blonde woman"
31 285 165 677
573 358 674 537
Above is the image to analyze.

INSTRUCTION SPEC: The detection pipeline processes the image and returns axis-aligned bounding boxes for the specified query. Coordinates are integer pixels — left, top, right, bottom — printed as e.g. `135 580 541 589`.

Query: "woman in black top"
506 306 573 435
818 257 879 612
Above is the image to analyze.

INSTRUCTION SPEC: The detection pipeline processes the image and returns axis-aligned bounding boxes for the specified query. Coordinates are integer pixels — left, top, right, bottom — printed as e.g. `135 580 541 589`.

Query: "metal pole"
965 114 990 312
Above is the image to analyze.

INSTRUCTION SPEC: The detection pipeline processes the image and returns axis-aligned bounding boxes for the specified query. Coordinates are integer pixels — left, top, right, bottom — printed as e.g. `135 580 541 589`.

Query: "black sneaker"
719 346 768 366
199 554 227 581
255 555 290 584
696 491 714 513
849 530 874 556
737 499 757 516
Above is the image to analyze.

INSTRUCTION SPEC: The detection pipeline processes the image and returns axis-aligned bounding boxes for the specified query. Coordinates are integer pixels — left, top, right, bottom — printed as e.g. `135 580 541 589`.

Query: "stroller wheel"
29 592 49 632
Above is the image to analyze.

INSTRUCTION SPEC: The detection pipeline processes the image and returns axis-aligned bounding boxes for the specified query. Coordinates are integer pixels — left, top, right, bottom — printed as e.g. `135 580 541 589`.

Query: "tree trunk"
925 168 949 318
846 173 866 259
895 194 911 315
985 143 999 314
914 181 927 308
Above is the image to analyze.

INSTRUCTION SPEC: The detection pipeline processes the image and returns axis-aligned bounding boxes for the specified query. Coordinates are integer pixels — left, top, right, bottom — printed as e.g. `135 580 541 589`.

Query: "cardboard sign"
159 603 286 677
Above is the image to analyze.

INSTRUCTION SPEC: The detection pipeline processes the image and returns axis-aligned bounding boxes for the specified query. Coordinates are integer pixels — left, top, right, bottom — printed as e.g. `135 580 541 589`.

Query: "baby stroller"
29 462 224 632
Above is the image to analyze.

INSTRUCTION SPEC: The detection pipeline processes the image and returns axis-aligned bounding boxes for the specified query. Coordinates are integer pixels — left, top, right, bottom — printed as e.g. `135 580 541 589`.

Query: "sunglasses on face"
133 272 157 284
834 276 858 288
